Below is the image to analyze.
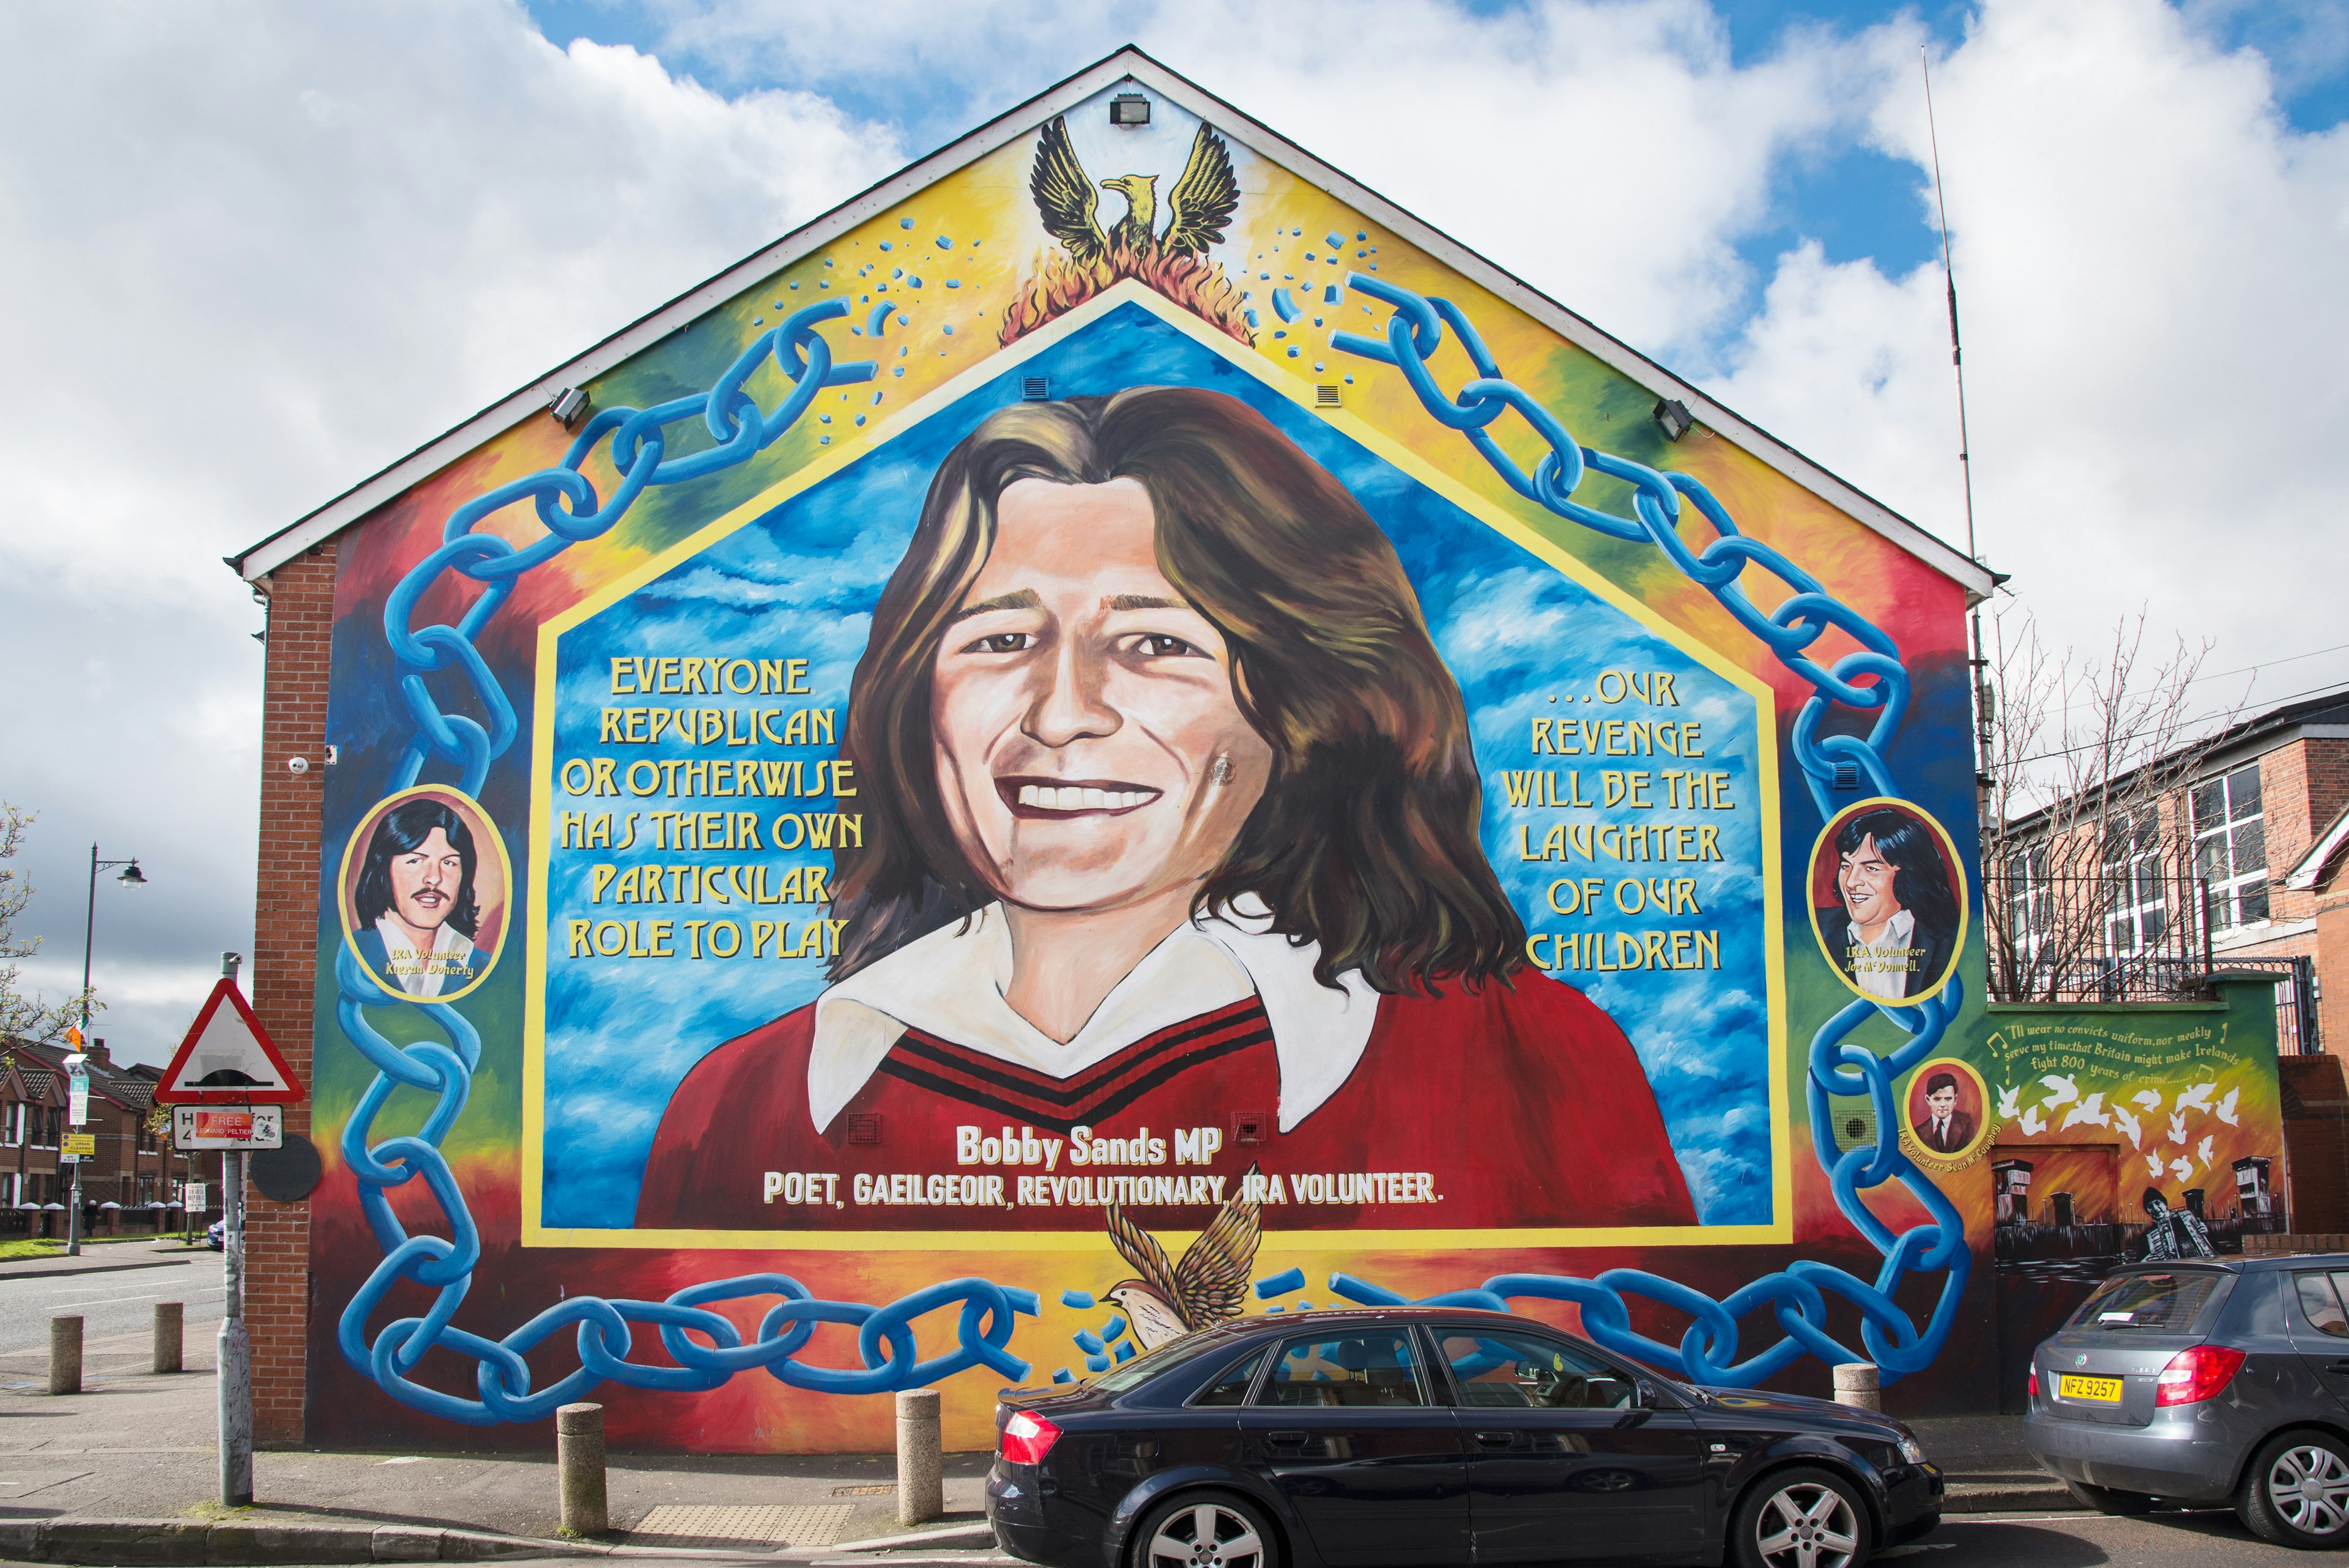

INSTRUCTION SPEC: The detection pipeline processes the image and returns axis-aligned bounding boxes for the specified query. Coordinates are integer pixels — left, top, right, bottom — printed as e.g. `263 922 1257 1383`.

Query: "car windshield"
2065 1271 2223 1332
1086 1330 1238 1394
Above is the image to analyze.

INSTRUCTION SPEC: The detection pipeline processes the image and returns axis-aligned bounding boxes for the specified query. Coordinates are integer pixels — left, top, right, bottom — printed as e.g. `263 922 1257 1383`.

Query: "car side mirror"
1635 1379 1660 1408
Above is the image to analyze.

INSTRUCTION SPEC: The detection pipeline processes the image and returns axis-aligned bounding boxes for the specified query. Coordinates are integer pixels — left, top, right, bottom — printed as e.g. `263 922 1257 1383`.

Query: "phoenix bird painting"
1102 1170 1263 1350
1001 114 1254 347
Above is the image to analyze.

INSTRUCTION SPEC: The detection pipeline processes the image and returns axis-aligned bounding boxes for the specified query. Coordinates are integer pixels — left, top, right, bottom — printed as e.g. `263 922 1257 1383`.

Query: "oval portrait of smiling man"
631 388 1702 1232
1808 797 1966 1005
340 786 510 1003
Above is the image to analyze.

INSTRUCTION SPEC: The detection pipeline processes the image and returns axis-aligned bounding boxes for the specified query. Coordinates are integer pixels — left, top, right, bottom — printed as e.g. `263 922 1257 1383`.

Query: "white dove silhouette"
2131 1088 2164 1112
2021 1104 2048 1137
2175 1082 2216 1113
2167 1113 2188 1146
1996 1083 2022 1120
2061 1093 2110 1131
2216 1087 2240 1126
2145 1152 2164 1179
2039 1074 2080 1110
2113 1105 2142 1148
2170 1155 2194 1183
2195 1134 2214 1172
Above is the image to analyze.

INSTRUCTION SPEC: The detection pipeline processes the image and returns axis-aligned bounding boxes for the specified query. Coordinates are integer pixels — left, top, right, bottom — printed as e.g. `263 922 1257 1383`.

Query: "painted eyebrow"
947 588 1042 625
1106 593 1188 611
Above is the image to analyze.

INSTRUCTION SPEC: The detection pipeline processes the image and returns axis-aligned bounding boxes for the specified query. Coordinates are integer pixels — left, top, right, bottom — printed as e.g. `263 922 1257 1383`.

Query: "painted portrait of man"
1911 1071 1976 1155
1817 805 1960 1001
634 387 1696 1232
351 797 488 999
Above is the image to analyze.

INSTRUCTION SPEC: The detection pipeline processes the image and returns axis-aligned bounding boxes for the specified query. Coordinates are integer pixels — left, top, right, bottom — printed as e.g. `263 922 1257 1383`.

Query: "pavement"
0 1246 2305 1566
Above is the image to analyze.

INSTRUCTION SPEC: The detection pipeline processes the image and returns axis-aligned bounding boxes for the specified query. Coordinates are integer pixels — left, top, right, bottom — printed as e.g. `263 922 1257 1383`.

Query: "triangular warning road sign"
155 979 305 1105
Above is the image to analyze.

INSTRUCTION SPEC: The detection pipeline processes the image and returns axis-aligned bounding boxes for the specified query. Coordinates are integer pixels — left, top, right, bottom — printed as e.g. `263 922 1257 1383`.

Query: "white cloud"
1712 0 2349 704
0 0 901 1061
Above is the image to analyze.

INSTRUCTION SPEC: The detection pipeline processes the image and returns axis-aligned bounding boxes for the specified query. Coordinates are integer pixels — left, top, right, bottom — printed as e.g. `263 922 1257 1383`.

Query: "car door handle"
1473 1430 1520 1447
2328 1361 2349 1375
1267 1430 1310 1447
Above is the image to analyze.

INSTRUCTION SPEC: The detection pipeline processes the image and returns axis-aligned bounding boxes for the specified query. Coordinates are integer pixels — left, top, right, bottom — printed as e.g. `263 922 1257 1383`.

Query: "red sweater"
636 970 1694 1232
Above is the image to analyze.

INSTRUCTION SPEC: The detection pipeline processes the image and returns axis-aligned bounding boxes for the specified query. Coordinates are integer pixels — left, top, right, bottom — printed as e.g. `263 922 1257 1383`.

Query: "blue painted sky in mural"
540 302 1774 1229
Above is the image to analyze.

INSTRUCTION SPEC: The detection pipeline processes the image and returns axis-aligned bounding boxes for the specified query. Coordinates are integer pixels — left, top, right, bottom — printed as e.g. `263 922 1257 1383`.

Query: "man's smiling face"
929 477 1274 915
1837 833 1904 932
388 825 463 936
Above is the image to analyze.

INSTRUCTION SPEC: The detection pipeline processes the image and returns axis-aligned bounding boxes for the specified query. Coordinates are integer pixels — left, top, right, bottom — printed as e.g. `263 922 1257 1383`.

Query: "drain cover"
629 1503 856 1546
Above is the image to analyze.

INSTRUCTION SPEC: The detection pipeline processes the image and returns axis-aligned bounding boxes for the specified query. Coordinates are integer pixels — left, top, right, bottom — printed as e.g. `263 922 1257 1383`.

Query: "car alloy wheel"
1139 1496 1272 1568
1746 1475 1863 1568
2266 1441 2349 1537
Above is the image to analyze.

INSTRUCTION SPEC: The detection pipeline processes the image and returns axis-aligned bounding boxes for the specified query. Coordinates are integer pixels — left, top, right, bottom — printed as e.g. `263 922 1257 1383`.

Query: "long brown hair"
829 387 1523 994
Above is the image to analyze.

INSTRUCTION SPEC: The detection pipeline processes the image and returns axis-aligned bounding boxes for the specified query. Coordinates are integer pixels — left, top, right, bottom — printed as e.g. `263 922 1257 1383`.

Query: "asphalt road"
0 1251 223 1358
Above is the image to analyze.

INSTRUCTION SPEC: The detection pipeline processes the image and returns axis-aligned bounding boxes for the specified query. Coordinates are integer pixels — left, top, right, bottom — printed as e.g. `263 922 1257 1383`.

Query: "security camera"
287 755 310 775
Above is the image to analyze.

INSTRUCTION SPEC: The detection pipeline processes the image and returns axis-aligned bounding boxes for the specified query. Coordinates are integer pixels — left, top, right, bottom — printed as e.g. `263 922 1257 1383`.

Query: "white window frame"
2193 762 2269 932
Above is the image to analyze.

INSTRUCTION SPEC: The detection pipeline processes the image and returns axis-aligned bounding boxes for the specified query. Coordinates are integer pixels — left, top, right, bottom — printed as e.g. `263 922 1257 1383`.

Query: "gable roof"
229 48 1994 600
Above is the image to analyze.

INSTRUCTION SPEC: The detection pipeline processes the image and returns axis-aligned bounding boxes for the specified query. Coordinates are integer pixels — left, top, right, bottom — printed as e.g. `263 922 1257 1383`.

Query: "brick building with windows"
0 1038 206 1236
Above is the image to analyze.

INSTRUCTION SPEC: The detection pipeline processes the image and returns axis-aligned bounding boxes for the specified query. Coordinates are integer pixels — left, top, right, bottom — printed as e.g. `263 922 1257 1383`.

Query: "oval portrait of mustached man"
631 388 1703 1233
340 786 510 1004
1809 797 1967 1005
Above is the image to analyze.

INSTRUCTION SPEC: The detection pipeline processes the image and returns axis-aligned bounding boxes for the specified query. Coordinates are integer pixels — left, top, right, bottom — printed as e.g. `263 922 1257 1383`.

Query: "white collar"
809 902 1379 1135
1854 907 1915 948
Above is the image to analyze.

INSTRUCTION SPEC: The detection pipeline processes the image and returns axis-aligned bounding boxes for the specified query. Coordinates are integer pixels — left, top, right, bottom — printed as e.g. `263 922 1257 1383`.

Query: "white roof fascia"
2287 803 2349 891
238 48 1995 601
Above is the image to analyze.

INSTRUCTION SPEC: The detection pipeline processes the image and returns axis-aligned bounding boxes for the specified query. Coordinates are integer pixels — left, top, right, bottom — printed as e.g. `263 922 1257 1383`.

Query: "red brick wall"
2261 737 2349 927
247 541 335 1446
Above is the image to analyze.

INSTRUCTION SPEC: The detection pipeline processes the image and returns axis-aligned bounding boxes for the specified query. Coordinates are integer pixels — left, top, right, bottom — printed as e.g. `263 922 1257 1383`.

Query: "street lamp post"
70 845 144 1257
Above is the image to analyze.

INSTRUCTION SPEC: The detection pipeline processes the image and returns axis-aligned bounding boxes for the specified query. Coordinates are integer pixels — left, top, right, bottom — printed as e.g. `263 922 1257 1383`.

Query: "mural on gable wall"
308 77 2282 1448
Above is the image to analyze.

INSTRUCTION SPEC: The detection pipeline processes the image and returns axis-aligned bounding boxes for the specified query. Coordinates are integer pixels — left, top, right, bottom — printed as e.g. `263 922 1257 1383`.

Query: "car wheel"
1132 1492 1278 1568
1732 1466 1871 1568
2240 1430 2349 1548
2061 1479 2156 1516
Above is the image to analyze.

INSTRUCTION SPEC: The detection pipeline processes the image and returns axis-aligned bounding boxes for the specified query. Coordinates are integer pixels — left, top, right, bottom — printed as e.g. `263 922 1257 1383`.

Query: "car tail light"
2028 1368 2038 1400
2154 1345 2246 1406
1000 1410 1062 1465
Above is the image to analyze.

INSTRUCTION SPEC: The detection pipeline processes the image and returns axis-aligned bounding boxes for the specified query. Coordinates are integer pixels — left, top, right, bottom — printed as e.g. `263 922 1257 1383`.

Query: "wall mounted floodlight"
1653 398 1695 442
548 387 590 429
1110 93 1150 126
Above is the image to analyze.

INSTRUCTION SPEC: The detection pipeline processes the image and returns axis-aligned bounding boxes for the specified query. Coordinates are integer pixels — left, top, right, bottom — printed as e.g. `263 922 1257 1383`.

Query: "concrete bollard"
555 1402 608 1536
48 1316 83 1395
154 1302 184 1374
1832 1362 1882 1411
896 1388 943 1525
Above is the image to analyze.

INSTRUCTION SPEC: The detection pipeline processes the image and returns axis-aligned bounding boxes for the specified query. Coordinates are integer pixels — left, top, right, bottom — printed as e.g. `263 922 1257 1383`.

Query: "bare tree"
0 805 97 1040
1979 609 2243 1001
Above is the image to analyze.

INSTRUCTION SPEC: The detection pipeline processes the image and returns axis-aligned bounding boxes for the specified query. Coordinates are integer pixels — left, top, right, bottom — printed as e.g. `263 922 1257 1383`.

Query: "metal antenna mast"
1922 46 1977 562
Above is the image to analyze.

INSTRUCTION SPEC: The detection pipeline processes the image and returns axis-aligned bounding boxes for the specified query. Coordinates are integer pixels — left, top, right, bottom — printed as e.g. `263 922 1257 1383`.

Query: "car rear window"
1087 1331 1236 1393
2065 1271 2223 1332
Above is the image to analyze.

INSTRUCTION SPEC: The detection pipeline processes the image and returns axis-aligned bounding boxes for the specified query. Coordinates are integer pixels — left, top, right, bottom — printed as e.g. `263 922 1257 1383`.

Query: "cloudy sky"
4 0 2346 1065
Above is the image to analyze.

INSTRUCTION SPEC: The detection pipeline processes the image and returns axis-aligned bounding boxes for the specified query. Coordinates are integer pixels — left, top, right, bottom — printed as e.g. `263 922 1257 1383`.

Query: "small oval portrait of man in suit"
341 788 509 1002
1810 800 1964 1003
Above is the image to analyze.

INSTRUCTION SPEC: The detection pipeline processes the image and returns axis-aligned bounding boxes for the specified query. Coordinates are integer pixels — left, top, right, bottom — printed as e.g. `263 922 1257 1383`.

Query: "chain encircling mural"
336 272 1963 1422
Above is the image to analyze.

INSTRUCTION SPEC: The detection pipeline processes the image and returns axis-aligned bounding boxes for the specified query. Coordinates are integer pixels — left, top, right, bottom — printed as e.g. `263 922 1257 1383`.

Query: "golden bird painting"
1102 1167 1264 1349
1001 114 1254 347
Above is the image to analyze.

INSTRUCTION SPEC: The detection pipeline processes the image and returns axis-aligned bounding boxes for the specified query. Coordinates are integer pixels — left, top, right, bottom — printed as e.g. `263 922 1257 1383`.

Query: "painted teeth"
1014 786 1152 809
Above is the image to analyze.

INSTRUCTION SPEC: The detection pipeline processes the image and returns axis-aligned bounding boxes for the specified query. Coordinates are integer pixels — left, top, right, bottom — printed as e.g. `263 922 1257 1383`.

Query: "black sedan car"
987 1307 1940 1568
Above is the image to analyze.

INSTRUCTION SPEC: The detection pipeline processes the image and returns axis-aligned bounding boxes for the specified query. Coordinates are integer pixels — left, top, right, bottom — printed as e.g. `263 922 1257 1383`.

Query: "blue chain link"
1328 274 1967 1386
337 302 1044 1422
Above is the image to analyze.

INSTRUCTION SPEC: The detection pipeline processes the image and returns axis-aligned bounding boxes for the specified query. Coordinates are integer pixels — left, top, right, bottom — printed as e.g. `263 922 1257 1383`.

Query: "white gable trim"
233 48 1995 601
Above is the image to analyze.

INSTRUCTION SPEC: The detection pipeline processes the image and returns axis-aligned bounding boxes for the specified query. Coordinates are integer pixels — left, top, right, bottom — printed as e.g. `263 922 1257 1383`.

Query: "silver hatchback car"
2024 1254 2349 1548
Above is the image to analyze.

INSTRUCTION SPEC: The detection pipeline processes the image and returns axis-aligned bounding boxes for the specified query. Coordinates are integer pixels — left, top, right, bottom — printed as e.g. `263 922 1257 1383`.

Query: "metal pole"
216 953 251 1508
69 847 97 1260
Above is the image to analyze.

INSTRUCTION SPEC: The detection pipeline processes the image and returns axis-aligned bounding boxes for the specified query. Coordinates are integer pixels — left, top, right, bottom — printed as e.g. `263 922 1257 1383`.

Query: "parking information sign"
184 1183 207 1211
61 1132 94 1160
172 1105 283 1151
